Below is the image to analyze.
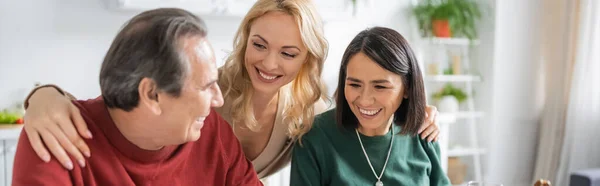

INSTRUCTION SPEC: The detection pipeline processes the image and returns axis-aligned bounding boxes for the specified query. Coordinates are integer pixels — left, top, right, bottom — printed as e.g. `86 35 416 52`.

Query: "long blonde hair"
219 0 328 140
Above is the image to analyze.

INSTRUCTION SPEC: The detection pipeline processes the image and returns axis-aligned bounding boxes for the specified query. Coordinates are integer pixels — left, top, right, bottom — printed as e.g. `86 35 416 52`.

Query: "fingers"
427 129 440 142
420 124 437 141
427 106 438 124
418 111 430 133
431 113 440 142
25 128 51 162
419 106 438 133
68 105 91 158
70 105 92 139
418 121 428 134
38 130 74 170
51 117 87 168
428 106 440 142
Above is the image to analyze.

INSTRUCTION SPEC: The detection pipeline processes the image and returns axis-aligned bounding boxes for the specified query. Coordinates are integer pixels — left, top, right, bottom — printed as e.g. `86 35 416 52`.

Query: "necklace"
355 126 394 186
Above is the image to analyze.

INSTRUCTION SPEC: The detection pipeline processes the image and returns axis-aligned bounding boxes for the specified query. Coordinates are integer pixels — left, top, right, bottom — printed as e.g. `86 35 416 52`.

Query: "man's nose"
212 84 224 108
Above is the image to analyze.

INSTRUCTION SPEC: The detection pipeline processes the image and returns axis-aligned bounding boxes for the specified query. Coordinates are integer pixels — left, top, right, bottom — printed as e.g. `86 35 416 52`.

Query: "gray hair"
99 8 208 111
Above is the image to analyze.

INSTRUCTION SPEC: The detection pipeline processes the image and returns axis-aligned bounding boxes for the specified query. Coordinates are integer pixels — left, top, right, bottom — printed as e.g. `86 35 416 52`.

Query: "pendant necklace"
355 126 394 186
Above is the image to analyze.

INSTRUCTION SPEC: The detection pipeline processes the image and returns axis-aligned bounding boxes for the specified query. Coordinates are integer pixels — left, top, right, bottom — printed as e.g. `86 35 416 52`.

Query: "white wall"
0 0 420 108
321 0 418 96
0 0 243 109
485 0 545 185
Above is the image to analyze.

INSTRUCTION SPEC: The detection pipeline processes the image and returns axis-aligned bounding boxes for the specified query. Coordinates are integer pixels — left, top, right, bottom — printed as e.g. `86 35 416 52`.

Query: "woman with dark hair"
290 27 451 186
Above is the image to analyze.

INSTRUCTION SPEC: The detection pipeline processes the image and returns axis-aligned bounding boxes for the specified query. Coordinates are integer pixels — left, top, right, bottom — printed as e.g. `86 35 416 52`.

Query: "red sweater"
12 97 262 186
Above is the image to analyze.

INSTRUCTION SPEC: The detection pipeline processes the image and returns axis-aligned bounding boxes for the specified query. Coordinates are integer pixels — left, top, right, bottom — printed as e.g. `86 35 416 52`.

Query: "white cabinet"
3 140 17 186
0 141 5 186
0 125 23 186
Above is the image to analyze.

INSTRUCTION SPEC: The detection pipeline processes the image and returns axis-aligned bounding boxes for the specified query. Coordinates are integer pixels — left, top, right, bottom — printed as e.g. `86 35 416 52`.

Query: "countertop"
0 124 23 140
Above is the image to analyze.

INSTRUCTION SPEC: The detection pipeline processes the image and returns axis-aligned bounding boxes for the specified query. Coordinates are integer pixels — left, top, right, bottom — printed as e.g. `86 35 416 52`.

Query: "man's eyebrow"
201 79 217 89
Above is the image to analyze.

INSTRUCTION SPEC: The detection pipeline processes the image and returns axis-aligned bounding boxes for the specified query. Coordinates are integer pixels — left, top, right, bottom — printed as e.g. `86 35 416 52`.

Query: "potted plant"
0 109 24 125
411 0 482 40
0 102 25 125
431 83 467 112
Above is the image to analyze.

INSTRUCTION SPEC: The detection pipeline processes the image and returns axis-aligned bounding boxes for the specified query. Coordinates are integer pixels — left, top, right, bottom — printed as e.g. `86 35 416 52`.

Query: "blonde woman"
21 0 441 179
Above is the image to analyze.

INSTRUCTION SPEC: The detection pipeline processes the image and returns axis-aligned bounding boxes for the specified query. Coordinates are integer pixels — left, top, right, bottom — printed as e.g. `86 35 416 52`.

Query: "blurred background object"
1 0 599 185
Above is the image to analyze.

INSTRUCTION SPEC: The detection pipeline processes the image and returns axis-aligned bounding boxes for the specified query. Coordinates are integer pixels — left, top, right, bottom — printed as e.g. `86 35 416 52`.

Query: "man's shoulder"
13 125 76 185
71 96 106 117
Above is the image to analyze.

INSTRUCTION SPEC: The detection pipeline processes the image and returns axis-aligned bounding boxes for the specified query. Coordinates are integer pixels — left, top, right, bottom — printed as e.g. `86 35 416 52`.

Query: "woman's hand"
418 105 440 142
24 87 91 170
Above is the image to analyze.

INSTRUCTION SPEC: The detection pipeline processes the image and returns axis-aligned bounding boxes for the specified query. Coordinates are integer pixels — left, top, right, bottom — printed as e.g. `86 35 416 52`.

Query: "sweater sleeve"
425 141 452 186
12 129 76 186
24 84 76 109
214 111 263 186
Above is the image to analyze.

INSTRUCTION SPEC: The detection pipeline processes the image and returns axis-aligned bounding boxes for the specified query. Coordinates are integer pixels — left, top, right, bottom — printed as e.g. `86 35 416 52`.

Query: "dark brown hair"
335 27 426 135
99 8 208 111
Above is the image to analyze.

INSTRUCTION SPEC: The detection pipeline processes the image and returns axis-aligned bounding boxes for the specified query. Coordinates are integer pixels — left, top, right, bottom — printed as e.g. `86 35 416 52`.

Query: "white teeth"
196 117 205 123
259 71 278 80
359 108 381 116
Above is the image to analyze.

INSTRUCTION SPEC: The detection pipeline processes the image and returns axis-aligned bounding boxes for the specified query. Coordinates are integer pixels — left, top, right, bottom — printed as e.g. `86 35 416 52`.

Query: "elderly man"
12 8 262 186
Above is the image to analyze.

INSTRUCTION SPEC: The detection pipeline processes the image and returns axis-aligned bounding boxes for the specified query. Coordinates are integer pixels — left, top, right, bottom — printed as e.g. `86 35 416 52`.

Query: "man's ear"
138 78 162 115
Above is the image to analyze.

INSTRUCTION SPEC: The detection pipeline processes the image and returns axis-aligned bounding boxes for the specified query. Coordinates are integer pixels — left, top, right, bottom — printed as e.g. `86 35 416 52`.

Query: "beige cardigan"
215 89 329 179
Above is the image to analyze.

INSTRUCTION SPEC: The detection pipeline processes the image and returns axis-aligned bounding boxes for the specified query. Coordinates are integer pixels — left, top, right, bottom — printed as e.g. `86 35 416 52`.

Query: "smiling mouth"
255 67 283 81
359 108 382 116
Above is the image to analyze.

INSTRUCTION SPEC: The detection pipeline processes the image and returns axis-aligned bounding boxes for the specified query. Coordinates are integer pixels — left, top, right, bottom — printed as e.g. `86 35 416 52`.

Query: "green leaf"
0 110 21 124
431 83 468 103
410 0 481 40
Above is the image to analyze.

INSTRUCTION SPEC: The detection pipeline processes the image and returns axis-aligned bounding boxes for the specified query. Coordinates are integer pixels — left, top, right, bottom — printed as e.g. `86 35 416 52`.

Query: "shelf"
438 111 484 123
425 75 481 82
448 148 486 157
0 124 23 140
440 111 484 120
424 37 480 46
451 182 502 186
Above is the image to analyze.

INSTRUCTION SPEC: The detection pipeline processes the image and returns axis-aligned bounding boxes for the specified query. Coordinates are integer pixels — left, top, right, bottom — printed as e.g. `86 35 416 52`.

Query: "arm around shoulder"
24 84 76 109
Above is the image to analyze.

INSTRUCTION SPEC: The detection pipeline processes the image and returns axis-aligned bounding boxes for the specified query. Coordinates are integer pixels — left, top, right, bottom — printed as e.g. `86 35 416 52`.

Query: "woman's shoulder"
301 109 339 140
313 108 336 127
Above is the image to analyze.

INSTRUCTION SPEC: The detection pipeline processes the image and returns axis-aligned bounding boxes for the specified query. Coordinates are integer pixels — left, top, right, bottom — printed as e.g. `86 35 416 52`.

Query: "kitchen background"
1 0 599 186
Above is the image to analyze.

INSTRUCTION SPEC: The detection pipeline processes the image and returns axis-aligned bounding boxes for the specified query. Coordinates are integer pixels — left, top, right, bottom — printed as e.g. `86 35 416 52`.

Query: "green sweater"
291 109 450 186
